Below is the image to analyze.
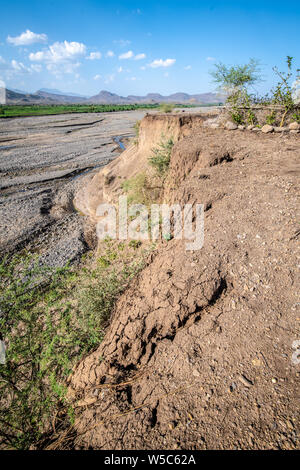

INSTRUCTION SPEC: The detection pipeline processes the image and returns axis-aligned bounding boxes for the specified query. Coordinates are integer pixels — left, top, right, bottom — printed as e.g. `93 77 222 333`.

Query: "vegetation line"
0 103 199 118
0 241 154 450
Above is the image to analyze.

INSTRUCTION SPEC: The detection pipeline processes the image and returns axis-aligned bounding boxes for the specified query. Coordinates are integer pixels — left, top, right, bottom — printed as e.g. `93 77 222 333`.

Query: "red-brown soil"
64 124 299 450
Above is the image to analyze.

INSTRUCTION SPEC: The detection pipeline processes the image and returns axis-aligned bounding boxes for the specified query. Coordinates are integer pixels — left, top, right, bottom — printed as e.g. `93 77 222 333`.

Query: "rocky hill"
2 87 224 105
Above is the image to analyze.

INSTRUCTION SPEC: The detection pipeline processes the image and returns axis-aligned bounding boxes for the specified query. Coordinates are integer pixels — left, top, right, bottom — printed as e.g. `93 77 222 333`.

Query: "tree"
210 59 262 125
210 58 262 94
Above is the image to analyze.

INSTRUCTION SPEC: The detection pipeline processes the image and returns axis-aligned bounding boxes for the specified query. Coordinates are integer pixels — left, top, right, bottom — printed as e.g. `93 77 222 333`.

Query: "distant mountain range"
1 87 224 105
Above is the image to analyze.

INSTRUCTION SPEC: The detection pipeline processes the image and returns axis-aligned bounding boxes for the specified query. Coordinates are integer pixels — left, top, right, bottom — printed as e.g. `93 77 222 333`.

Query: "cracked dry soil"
54 128 300 450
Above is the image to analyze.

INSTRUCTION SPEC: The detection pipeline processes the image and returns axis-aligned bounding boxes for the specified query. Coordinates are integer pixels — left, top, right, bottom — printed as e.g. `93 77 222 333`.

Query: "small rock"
247 124 255 130
252 127 260 132
274 126 288 132
193 369 200 377
289 122 300 130
261 124 274 133
238 125 245 130
290 129 299 134
225 121 238 130
239 374 253 387
77 396 98 407
272 377 278 384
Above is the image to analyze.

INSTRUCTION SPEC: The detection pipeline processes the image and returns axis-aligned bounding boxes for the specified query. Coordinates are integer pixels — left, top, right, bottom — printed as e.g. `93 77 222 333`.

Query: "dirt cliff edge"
66 116 299 450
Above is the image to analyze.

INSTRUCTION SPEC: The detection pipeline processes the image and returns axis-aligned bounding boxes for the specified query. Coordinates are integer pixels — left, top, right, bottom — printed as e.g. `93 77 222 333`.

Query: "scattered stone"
77 396 98 407
274 127 288 132
290 129 299 134
239 374 253 387
261 124 274 133
193 369 200 377
210 123 220 129
238 125 245 130
252 127 260 132
225 121 238 130
247 124 255 130
289 122 300 130
272 377 278 384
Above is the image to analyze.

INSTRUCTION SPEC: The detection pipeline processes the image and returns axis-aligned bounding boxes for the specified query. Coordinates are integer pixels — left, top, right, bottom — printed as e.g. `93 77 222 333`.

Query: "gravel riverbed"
0 110 146 266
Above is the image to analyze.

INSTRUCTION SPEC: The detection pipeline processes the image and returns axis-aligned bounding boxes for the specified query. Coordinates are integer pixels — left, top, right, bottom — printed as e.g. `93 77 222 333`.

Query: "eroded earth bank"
47 112 300 450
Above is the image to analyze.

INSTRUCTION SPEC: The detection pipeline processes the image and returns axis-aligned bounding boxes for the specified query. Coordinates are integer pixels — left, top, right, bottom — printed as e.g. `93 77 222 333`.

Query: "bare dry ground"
0 111 145 264
65 126 300 450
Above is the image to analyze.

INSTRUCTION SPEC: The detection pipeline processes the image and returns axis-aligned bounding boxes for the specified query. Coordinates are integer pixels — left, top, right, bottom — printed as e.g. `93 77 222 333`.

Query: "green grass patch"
0 103 159 118
0 244 151 449
148 136 174 178
159 103 175 113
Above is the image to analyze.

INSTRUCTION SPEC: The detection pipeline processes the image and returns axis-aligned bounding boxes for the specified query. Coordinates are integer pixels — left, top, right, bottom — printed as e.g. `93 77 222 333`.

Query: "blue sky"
0 0 299 96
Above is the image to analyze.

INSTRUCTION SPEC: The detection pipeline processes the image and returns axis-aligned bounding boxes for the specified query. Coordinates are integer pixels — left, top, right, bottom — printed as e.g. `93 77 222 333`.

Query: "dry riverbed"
0 110 146 266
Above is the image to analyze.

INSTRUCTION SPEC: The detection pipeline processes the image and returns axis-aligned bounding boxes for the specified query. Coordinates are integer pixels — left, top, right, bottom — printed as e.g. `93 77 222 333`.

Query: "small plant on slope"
148 136 174 178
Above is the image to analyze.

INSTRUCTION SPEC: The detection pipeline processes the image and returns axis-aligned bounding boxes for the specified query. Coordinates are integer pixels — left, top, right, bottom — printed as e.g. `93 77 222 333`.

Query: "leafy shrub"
0 248 146 449
121 172 153 205
265 111 276 125
210 58 262 91
271 56 300 126
291 112 300 123
159 103 175 113
134 120 141 137
148 136 174 177
128 240 141 249
230 109 244 125
211 56 299 127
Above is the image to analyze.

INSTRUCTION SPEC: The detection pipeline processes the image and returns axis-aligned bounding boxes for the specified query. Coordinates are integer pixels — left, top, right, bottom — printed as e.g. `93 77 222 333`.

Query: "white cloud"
94 74 102 80
148 58 176 68
119 50 134 60
126 76 140 82
2 59 41 78
206 57 216 61
119 51 146 60
114 39 131 47
46 61 81 76
29 40 86 64
11 60 26 71
184 65 192 70
7 29 47 46
140 66 146 70
0 56 6 64
106 50 115 58
30 64 42 73
86 52 102 60
117 66 123 73
134 53 146 60
104 73 115 84
29 40 86 76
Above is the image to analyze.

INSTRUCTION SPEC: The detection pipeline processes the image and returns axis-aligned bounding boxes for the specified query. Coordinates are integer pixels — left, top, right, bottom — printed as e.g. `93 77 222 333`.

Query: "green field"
0 102 209 118
0 103 161 118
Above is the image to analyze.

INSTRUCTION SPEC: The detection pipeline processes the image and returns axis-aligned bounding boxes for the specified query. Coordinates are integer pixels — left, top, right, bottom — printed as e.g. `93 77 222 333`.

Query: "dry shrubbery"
211 56 300 126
